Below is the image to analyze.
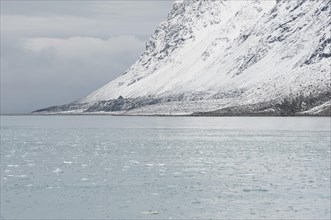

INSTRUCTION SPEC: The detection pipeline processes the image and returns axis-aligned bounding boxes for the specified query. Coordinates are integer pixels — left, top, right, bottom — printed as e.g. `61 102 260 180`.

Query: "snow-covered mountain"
35 0 331 116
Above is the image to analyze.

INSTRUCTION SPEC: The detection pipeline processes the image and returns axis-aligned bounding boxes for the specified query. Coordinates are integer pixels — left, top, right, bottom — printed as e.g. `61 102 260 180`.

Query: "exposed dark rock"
33 103 88 113
192 91 331 116
84 97 163 112
305 36 331 65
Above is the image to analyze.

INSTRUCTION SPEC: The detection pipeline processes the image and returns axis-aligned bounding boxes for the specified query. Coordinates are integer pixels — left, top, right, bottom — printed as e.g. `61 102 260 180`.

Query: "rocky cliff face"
35 0 331 116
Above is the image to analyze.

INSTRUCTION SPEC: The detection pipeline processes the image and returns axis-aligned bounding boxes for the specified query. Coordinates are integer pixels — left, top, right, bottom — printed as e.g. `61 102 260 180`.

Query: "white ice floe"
141 210 159 215
53 168 63 174
173 172 182 176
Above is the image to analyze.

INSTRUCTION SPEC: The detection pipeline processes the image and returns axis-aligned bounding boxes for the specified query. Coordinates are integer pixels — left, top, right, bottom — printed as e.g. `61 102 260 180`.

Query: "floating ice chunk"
130 160 140 164
141 210 159 215
63 161 74 165
81 178 89 182
53 168 63 174
173 172 182 176
145 164 154 167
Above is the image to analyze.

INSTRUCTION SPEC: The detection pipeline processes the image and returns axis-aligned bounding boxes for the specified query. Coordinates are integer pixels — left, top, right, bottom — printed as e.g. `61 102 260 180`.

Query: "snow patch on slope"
80 0 276 103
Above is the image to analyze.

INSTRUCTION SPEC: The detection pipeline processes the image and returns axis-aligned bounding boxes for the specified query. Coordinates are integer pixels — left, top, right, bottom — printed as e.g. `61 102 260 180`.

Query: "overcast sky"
1 0 174 113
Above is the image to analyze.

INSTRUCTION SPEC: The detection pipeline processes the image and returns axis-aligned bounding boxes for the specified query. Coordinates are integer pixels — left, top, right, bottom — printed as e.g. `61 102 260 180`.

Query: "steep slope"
35 0 331 115
81 0 275 102
194 0 331 116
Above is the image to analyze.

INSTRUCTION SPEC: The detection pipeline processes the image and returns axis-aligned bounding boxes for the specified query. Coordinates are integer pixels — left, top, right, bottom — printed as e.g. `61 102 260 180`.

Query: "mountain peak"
35 0 330 116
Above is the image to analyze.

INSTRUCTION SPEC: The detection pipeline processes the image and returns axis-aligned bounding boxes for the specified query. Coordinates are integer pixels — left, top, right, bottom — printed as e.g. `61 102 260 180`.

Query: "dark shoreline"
1 113 330 117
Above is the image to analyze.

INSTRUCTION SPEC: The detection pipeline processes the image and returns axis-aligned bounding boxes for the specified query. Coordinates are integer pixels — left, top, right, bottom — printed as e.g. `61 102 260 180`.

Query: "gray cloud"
0 1 174 113
1 1 173 18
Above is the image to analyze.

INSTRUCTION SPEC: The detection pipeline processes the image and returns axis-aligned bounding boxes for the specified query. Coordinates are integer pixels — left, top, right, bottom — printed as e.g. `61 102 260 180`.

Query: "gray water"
1 116 330 219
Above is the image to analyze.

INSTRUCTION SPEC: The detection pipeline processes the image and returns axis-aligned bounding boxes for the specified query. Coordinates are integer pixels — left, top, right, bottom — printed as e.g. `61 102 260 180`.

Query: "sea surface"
1 116 330 219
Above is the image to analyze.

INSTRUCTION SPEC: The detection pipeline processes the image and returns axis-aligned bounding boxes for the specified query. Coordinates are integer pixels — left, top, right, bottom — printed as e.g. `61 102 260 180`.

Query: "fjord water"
1 116 330 219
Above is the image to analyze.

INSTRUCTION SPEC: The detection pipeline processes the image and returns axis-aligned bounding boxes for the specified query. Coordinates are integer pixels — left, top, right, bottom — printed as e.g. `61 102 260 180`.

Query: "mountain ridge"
35 0 331 116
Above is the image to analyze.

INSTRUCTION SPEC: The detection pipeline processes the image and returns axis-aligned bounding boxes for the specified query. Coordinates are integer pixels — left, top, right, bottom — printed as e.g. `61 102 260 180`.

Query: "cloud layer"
1 1 173 113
